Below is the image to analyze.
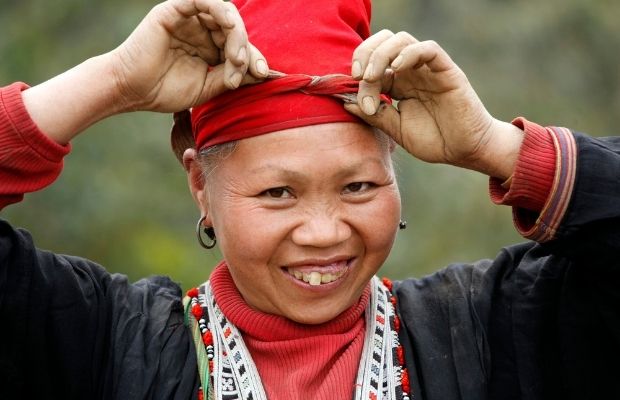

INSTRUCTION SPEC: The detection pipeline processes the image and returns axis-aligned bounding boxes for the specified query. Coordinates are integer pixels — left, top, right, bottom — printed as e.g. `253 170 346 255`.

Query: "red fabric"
0 83 70 210
490 118 556 209
489 117 557 232
210 262 368 400
191 0 372 150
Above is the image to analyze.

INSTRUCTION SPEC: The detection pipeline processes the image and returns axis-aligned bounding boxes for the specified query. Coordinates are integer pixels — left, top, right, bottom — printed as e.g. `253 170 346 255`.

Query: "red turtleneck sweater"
210 263 370 399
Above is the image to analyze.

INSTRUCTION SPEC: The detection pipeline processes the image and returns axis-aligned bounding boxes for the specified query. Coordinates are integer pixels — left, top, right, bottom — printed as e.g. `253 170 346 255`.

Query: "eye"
262 187 294 199
343 182 374 194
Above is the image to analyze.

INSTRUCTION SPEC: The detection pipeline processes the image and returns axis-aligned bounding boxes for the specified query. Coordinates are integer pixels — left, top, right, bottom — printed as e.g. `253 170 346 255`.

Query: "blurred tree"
1 0 618 286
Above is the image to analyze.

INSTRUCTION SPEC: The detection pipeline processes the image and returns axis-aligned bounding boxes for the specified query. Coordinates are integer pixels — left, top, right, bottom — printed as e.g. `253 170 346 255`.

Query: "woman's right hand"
22 0 267 144
110 0 268 113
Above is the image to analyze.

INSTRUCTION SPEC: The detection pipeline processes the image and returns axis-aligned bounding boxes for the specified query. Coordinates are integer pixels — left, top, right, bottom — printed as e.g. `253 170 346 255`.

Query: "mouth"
283 258 352 286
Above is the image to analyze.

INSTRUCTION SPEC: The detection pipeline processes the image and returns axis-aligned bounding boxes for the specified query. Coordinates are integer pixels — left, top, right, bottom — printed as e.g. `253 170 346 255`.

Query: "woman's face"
200 122 401 324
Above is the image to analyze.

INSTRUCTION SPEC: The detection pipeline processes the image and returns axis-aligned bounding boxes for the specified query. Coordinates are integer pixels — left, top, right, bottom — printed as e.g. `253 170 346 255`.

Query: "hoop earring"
196 216 217 249
399 220 407 230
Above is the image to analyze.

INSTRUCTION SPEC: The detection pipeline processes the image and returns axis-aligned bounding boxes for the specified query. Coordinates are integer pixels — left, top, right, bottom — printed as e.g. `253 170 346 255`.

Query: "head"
175 0 396 324
183 122 400 324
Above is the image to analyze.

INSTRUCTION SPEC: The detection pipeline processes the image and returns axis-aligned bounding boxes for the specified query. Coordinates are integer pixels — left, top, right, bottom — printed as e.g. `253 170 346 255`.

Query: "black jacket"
1 132 618 399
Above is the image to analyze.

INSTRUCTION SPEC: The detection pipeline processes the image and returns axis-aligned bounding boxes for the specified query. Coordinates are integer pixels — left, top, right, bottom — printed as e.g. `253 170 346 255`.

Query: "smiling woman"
1 0 620 399
190 123 400 325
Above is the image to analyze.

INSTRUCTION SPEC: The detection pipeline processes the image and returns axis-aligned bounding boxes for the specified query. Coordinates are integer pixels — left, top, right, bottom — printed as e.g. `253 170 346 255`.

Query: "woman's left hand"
345 30 523 180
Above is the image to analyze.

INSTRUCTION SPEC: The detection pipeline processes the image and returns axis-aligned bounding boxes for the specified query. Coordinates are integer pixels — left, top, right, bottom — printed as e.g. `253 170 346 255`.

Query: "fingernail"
351 61 362 78
229 72 242 88
237 46 247 62
363 63 374 80
362 96 376 115
256 59 268 76
392 55 403 69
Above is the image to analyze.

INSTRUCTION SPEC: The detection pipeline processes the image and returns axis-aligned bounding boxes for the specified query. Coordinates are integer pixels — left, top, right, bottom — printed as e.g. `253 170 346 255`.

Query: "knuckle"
394 31 414 43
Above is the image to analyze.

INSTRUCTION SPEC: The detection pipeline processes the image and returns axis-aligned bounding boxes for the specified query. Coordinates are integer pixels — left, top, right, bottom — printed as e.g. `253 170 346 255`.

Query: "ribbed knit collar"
209 261 370 341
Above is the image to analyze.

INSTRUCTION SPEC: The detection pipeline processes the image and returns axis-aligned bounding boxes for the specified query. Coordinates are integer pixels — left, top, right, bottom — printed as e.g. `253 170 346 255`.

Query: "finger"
391 40 456 73
363 31 418 82
351 29 394 79
246 44 269 79
224 57 248 89
197 64 229 103
171 0 235 29
344 102 403 145
212 30 225 49
197 13 219 31
356 69 394 115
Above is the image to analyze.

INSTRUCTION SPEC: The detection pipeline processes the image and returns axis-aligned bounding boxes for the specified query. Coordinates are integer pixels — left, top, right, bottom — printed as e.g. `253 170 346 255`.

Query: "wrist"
473 118 524 180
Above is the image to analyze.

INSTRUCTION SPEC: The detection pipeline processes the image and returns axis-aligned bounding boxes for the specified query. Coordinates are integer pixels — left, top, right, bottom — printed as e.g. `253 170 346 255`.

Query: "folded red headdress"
172 0 378 159
183 0 374 153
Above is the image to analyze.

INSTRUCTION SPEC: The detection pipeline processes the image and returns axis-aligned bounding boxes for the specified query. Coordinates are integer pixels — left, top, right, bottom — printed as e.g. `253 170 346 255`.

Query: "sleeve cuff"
489 117 577 242
0 82 71 161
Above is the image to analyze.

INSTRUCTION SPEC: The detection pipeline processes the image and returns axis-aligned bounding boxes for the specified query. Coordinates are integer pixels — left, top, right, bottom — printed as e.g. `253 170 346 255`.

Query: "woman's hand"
110 0 267 112
345 30 523 180
23 0 267 144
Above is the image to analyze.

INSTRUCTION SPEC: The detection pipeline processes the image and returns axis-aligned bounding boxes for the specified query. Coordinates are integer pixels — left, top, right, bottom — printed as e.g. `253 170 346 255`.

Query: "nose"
291 206 352 248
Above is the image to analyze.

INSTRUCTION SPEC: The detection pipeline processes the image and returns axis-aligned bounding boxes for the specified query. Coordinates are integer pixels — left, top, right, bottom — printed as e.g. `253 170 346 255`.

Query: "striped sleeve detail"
518 126 577 242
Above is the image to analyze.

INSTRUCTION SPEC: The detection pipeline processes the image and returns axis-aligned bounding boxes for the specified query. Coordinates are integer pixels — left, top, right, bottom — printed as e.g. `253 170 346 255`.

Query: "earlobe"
184 148 211 222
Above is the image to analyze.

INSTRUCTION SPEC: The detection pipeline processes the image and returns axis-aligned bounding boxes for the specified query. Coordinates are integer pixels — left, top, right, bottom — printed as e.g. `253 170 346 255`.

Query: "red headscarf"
190 0 373 150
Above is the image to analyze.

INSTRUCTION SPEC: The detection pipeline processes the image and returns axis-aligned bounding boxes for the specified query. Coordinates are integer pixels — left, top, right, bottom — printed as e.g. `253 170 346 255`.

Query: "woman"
1 0 619 399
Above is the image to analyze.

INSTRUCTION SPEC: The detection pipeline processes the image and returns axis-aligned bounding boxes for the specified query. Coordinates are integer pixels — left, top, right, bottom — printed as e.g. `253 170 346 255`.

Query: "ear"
183 148 213 226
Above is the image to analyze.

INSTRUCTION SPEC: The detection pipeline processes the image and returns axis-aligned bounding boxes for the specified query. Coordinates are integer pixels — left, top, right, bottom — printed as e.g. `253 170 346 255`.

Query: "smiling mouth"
284 259 350 286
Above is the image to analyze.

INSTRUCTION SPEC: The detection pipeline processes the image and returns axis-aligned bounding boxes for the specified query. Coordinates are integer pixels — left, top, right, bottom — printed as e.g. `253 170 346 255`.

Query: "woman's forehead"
243 122 379 151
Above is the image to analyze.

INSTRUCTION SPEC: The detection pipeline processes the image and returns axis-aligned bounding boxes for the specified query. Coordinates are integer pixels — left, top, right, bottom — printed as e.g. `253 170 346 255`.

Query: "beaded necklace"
184 276 411 400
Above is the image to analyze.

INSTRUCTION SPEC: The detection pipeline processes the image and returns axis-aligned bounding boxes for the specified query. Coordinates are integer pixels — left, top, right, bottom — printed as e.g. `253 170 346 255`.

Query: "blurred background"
1 0 619 288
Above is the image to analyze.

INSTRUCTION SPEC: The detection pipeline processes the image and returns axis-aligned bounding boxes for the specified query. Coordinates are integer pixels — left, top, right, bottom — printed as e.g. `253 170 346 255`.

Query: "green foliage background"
1 0 619 288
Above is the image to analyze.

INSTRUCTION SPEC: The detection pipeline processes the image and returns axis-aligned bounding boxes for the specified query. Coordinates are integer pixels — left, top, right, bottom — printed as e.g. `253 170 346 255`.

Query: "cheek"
357 188 401 261
209 197 284 266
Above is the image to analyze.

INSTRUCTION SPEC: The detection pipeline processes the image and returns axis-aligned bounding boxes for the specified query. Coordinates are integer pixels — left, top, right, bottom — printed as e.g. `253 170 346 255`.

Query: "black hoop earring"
196 216 217 249
399 220 407 230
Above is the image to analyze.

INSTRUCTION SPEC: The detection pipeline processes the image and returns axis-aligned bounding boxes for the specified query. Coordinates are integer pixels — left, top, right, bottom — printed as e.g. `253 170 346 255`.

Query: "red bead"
369 393 377 400
401 368 411 393
209 360 214 373
376 315 385 325
191 304 203 319
390 296 397 307
224 327 232 338
394 315 401 331
186 287 199 298
197 388 204 400
202 331 213 346
381 277 393 292
397 345 405 365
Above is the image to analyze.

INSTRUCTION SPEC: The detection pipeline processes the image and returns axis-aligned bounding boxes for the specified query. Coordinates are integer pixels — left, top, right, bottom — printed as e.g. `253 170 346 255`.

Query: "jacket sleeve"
0 221 199 399
395 125 620 400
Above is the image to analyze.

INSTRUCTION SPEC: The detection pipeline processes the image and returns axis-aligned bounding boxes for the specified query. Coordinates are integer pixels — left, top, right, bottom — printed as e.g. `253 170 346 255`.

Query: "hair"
196 141 239 181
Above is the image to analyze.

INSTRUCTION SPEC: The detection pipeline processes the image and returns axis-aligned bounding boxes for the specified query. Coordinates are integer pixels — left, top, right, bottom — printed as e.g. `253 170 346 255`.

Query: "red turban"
190 0 373 150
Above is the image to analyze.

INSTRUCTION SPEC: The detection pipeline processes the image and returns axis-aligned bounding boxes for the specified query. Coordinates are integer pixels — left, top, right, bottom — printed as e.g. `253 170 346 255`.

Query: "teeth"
287 267 346 285
309 272 321 286
321 273 333 283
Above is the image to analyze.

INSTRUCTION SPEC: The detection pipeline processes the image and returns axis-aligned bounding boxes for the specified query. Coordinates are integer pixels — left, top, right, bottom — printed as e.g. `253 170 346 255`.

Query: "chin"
281 299 354 325
286 311 340 325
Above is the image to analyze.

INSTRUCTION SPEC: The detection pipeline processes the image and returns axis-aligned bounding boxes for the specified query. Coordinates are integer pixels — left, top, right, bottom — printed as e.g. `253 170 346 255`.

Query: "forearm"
21 52 124 145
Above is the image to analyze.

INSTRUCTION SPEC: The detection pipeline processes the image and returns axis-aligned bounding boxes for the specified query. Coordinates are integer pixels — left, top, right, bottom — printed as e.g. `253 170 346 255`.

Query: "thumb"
344 102 404 146
196 64 263 105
